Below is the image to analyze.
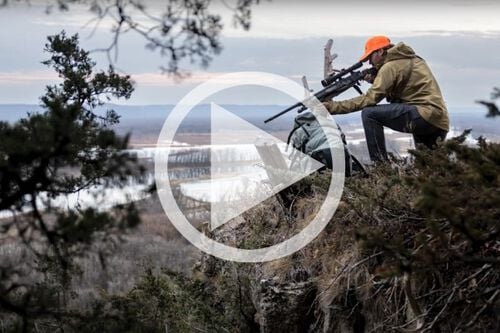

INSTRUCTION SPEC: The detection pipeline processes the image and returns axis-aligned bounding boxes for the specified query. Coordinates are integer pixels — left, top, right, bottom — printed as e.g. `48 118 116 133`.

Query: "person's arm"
324 63 398 114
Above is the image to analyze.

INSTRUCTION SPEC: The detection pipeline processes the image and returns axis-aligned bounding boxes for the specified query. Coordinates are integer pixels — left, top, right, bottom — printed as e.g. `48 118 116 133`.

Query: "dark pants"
361 104 447 162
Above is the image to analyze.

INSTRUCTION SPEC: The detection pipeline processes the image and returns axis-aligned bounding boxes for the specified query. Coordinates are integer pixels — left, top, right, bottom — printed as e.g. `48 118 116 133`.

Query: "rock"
255 278 316 333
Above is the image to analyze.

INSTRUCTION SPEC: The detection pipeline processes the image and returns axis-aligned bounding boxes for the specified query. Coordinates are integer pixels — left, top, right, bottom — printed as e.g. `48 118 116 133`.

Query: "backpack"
286 112 366 177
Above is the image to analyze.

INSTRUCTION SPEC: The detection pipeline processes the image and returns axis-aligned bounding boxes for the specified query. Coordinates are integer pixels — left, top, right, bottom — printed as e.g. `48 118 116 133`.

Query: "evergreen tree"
0 31 143 329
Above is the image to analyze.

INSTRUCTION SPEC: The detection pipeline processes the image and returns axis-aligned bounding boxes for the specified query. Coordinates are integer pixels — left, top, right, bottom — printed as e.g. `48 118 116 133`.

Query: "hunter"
323 35 449 162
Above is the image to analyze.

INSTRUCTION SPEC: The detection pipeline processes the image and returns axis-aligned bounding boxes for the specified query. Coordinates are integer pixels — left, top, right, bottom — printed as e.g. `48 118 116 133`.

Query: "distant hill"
0 104 173 122
0 103 295 121
1 103 498 139
0 104 45 122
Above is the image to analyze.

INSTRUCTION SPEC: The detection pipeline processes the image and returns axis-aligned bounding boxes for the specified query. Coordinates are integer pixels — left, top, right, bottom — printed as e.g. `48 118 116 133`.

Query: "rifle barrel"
264 102 302 123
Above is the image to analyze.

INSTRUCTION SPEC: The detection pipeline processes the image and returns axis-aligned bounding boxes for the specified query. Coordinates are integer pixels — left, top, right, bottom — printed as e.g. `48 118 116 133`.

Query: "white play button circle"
155 72 345 262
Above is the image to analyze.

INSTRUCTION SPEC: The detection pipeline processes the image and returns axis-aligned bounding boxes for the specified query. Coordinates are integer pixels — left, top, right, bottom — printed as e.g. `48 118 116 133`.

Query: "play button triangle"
209 103 324 230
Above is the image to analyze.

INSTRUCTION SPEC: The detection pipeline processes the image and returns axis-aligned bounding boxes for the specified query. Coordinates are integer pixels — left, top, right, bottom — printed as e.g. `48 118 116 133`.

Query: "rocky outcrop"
198 179 364 333
199 160 500 333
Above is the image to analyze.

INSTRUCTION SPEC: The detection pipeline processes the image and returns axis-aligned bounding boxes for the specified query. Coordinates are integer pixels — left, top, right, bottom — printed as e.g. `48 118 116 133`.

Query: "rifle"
264 62 377 123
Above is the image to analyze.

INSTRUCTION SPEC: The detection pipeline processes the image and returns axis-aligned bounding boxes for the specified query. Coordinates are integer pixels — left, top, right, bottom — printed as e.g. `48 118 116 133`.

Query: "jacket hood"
384 42 416 62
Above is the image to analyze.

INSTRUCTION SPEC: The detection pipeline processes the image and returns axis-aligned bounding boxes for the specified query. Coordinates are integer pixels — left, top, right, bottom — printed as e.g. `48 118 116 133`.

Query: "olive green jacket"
324 42 449 131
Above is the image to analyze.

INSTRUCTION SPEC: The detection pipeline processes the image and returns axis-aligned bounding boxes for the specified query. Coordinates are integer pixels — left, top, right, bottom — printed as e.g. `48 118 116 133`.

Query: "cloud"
131 71 309 88
0 70 58 85
220 1 500 39
131 71 230 87
0 69 253 92
411 30 500 37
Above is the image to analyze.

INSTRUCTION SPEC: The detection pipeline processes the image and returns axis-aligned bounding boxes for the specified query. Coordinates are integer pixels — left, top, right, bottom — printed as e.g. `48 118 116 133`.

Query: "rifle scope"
321 61 363 87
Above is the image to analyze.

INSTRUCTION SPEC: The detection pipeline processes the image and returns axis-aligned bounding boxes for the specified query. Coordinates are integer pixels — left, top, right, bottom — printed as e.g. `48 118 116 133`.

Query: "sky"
0 0 499 109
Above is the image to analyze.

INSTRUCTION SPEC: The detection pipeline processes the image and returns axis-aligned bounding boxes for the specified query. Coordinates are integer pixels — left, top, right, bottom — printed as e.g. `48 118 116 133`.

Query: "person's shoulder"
381 58 411 73
378 61 400 76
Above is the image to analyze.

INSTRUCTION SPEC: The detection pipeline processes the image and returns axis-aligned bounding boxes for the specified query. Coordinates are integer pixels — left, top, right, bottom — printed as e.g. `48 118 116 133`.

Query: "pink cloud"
0 70 59 85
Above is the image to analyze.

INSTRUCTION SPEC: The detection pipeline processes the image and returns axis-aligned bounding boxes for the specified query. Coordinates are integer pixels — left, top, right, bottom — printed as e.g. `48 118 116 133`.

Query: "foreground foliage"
0 32 143 331
341 131 500 331
198 132 500 332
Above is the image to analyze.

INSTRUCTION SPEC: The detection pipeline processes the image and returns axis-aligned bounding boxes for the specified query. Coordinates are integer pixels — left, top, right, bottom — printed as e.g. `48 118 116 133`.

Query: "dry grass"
204 148 500 332
0 192 200 315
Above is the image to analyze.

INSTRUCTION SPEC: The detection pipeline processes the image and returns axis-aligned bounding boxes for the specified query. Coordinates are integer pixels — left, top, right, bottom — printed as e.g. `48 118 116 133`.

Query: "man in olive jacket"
323 36 449 162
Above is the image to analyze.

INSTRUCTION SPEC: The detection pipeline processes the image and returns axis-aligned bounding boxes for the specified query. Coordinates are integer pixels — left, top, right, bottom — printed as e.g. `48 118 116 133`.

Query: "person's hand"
363 67 378 84
363 73 375 83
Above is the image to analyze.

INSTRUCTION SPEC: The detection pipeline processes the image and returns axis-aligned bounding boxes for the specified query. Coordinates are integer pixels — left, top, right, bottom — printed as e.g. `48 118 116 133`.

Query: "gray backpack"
287 112 366 177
